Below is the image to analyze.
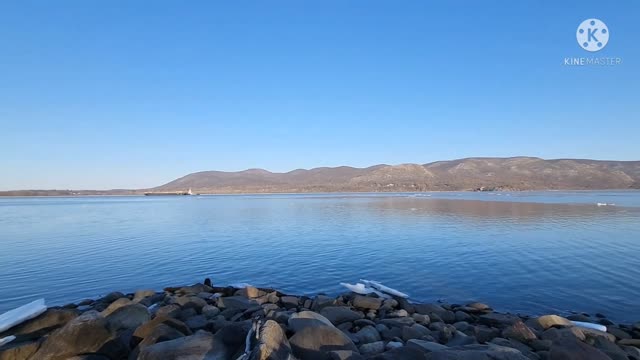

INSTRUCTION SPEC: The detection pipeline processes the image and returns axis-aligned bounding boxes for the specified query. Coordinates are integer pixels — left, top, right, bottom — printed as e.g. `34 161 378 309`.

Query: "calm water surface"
1 191 639 322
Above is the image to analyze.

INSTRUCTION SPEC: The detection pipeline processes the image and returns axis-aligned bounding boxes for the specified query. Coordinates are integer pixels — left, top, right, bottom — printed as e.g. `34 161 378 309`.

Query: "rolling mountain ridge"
2 157 639 196
153 157 640 193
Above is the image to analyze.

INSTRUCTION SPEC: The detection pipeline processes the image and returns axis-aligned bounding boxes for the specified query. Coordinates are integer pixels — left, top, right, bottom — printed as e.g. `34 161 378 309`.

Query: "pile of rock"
1 280 639 359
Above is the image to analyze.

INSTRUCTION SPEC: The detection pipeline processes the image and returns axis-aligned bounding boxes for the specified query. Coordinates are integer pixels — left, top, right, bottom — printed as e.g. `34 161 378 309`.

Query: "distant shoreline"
2 188 640 198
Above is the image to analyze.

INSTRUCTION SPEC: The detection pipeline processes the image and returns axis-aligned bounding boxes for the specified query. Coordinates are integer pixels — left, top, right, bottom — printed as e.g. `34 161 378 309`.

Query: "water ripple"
1 193 640 322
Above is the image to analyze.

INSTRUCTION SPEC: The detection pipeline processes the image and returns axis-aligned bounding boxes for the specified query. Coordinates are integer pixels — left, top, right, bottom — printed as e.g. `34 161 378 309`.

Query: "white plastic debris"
0 299 47 333
340 281 395 299
0 335 16 347
340 282 374 295
360 279 410 298
147 303 160 313
571 321 607 332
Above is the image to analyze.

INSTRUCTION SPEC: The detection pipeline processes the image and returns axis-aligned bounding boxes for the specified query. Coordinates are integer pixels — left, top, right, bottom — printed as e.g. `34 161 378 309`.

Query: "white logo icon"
577 19 609 52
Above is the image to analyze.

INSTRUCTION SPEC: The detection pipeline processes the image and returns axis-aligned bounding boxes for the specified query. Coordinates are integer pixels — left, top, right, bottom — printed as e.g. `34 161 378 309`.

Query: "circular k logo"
577 19 609 52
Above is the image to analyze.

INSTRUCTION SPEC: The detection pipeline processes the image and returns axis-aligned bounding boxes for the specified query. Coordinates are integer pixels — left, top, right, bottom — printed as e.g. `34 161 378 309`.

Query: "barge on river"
144 188 194 196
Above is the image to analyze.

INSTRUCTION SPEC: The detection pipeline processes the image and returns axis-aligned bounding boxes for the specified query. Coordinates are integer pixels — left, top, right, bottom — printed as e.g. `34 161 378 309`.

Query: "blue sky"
1 1 638 190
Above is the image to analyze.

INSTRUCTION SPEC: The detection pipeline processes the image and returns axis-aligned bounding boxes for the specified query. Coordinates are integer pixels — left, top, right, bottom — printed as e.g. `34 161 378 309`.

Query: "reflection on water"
369 197 635 221
0 192 639 322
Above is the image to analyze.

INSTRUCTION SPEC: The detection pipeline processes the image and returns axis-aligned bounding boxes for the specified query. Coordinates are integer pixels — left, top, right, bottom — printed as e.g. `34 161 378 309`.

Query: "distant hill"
153 157 640 193
2 157 639 196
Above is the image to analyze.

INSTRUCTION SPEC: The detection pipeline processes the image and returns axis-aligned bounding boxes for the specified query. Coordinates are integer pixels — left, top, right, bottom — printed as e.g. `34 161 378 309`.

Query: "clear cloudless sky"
1 1 639 190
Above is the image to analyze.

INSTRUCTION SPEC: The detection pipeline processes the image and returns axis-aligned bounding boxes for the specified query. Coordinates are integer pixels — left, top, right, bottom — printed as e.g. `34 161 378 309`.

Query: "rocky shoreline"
1 280 639 360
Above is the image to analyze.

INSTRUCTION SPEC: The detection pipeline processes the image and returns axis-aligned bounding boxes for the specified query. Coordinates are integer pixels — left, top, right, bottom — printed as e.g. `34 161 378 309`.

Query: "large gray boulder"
172 296 208 312
369 346 428 360
185 315 208 331
606 326 631 340
580 327 616 343
0 308 78 340
99 291 126 304
132 315 192 344
413 304 446 316
502 321 537 343
281 296 300 309
401 323 431 342
289 324 358 360
592 336 632 360
464 303 492 313
289 311 335 332
173 283 213 296
0 340 40 360
155 304 181 318
413 304 455 323
328 350 364 360
406 339 448 352
354 325 381 344
138 325 247 360
249 320 295 360
202 305 221 319
352 296 383 311
358 341 385 355
618 339 640 347
105 304 150 331
549 339 613 360
446 331 476 347
379 326 402 341
312 295 336 311
479 313 521 327
217 296 258 311
379 317 415 328
319 307 364 325
30 311 126 360
101 298 133 317
470 325 501 344
129 323 185 359
235 286 267 299
425 344 531 360
133 289 157 303
541 327 585 344
529 315 573 330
